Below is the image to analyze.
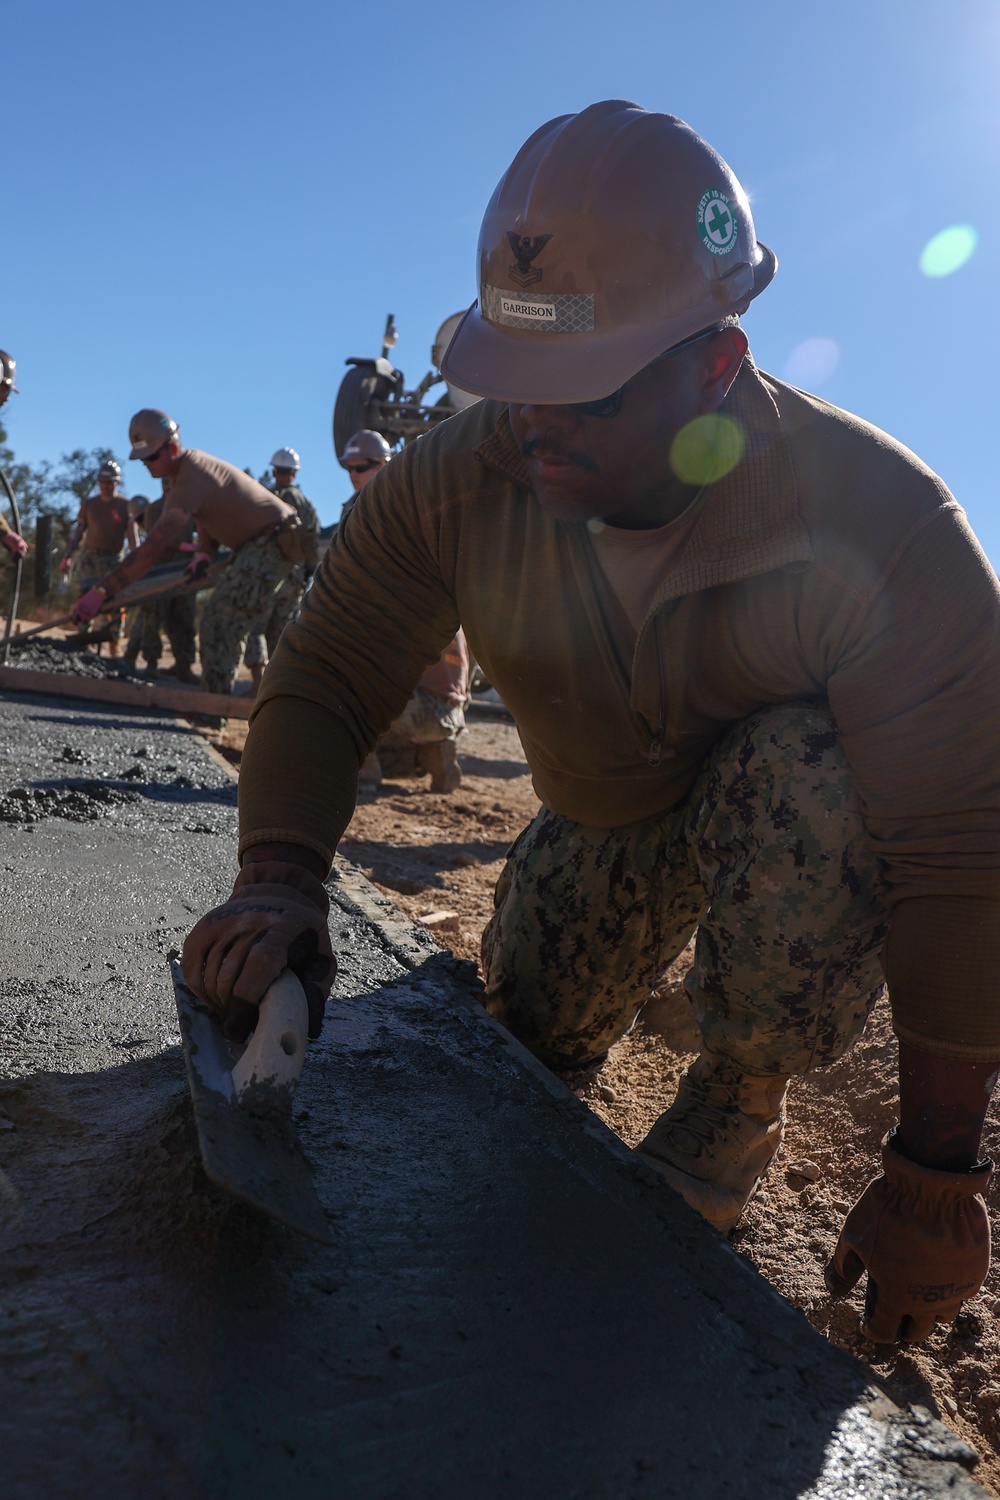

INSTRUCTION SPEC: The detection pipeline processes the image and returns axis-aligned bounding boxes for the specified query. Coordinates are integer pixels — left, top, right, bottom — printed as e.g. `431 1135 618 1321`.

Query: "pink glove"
179 541 198 553
2 532 28 560
59 556 72 575
184 551 212 583
72 587 106 625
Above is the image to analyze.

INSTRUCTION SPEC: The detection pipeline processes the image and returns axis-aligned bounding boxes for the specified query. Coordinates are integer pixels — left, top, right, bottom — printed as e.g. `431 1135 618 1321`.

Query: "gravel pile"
0 779 141 824
8 639 128 679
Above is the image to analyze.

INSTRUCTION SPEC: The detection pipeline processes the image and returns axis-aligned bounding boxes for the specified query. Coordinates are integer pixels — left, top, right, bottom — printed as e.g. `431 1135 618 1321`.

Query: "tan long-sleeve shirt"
242 358 1000 1059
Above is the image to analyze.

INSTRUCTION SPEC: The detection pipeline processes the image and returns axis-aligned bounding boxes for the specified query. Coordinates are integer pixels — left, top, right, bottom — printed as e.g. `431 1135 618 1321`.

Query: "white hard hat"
271 447 300 470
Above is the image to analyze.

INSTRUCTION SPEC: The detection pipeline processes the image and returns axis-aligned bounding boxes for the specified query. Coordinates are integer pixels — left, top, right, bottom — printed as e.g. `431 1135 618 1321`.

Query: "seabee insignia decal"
507 231 552 288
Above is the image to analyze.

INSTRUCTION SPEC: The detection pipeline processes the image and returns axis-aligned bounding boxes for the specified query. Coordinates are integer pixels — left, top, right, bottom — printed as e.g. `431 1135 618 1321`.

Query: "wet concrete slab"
0 690 989 1499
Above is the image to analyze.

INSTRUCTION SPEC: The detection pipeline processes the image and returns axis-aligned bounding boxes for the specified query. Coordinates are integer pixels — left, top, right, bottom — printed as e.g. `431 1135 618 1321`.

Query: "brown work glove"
824 1129 993 1343
182 861 335 1042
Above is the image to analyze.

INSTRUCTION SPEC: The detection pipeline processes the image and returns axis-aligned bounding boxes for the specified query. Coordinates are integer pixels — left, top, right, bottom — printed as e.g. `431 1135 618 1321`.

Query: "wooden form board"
0 666 253 720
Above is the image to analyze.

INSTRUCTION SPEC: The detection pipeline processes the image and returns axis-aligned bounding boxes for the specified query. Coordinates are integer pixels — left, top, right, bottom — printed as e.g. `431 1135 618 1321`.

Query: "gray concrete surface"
0 686 989 1499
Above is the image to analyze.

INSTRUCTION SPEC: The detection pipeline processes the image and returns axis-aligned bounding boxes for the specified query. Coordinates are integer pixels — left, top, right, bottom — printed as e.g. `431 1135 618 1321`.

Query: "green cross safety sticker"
697 190 738 256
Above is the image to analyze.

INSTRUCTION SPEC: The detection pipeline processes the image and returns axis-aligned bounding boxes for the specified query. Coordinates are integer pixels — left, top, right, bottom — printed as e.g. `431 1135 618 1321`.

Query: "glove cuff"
883 1127 993 1203
232 859 330 916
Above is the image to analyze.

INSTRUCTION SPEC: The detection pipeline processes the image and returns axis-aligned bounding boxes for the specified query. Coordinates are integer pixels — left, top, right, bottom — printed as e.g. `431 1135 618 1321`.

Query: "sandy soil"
216 710 1000 1487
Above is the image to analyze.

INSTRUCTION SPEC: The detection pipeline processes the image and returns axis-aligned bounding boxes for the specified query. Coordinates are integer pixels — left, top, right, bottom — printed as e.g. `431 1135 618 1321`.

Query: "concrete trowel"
171 960 332 1244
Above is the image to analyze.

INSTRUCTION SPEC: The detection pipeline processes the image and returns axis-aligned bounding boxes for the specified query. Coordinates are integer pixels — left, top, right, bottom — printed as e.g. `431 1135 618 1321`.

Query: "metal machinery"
332 313 478 458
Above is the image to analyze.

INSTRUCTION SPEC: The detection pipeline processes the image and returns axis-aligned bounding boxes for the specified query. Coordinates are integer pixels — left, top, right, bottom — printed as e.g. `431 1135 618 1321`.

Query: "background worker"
184 102 999 1347
72 409 303 698
339 430 469 794
0 350 29 561
245 446 320 695
121 493 198 682
60 458 136 654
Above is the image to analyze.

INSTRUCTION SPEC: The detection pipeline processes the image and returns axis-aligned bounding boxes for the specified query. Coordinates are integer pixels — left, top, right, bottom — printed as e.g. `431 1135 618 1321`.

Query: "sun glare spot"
670 414 745 486
783 338 841 389
919 225 977 278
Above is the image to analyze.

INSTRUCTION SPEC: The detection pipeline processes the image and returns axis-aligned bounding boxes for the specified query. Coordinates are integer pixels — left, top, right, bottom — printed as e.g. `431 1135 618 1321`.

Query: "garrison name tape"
482 284 596 333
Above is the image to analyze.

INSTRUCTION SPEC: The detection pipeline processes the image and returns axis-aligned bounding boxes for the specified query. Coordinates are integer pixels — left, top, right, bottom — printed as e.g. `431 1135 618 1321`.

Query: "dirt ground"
217 708 1000 1489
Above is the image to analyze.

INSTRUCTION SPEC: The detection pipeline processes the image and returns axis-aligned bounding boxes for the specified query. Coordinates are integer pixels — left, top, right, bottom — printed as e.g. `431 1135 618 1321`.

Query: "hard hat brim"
442 244 776 405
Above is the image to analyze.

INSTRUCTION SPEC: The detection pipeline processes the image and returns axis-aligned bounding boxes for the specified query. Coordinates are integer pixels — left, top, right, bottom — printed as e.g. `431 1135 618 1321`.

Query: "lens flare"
670 414 745 487
919 225 977 278
783 337 841 389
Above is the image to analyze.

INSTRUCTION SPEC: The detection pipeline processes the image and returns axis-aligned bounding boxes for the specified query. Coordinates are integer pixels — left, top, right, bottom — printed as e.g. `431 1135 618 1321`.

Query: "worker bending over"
73 410 308 697
185 103 999 1346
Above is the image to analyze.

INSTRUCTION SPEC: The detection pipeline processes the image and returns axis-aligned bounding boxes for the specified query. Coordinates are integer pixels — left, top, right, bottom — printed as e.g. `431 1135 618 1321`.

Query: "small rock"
942 1395 958 1416
417 910 460 932
453 853 479 868
598 1085 618 1103
786 1159 822 1182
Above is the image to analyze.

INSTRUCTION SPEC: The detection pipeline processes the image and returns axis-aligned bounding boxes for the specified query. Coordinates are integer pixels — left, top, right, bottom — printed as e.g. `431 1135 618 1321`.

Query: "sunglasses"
345 460 380 474
141 440 169 465
569 324 727 419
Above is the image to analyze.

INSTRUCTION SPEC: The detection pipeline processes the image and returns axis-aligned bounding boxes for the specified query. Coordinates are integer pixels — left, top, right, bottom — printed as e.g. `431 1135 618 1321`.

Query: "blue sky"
4 0 999 546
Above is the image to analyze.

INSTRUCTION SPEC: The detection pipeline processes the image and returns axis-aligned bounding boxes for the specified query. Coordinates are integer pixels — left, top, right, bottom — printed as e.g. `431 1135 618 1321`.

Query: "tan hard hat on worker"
441 100 776 405
338 430 392 466
128 408 179 460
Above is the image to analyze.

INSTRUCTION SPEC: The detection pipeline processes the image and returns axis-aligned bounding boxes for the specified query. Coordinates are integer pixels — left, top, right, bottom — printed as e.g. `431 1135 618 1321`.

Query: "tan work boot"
637 1053 789 1234
418 740 463 793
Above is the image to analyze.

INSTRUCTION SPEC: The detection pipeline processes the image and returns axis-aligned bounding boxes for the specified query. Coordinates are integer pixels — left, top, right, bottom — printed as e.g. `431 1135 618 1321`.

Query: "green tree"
0 416 58 530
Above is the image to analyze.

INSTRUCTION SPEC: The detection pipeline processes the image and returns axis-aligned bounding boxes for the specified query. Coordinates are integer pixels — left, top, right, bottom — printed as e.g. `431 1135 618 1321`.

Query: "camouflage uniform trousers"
243 568 307 669
73 549 125 641
482 700 889 1075
198 533 291 695
379 687 466 749
125 593 197 668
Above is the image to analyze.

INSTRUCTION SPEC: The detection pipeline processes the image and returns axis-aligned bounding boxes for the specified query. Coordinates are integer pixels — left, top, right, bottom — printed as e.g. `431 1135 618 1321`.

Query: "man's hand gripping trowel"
171 960 332 1243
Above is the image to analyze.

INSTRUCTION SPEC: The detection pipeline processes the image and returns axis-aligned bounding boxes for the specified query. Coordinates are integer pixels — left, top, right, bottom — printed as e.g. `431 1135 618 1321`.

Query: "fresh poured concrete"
0 686 988 1499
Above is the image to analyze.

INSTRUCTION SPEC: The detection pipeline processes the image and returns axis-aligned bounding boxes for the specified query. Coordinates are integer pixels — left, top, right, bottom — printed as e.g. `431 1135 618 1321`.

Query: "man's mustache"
521 437 599 475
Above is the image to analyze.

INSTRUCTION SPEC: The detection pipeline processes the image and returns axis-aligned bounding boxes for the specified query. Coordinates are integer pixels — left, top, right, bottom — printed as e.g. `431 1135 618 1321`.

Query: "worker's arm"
181 439 459 1032
99 505 192 595
126 516 141 552
824 503 1000 1338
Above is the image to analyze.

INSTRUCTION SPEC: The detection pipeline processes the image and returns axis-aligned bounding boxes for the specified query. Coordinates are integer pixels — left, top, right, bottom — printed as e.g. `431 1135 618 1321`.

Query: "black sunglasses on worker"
570 324 727 419
346 461 380 474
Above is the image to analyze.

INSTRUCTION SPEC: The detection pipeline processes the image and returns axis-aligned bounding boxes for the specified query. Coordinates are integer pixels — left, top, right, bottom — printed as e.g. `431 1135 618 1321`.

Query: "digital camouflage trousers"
243 569 306 668
198 534 290 695
482 701 889 1076
126 593 197 668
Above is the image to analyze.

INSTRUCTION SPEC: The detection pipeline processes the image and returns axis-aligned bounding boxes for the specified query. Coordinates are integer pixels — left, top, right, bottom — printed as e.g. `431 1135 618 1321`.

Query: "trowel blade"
171 962 332 1245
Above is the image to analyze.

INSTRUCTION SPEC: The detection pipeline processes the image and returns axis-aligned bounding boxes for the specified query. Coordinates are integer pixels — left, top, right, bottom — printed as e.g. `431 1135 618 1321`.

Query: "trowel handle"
231 969 309 1103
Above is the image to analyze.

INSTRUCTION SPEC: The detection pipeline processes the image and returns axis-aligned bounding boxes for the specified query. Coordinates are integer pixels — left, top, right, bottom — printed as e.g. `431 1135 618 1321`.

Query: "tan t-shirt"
587 494 704 666
162 449 293 551
78 494 130 554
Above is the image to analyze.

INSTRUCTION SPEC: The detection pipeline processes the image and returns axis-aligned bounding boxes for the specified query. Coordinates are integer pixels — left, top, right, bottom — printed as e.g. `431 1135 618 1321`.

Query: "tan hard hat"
0 349 17 401
338 429 391 466
129 408 179 460
441 100 777 405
